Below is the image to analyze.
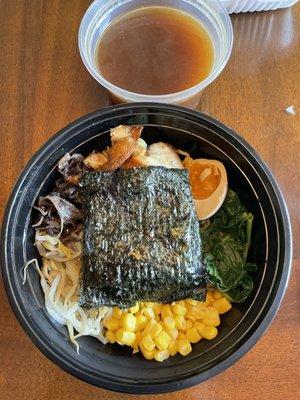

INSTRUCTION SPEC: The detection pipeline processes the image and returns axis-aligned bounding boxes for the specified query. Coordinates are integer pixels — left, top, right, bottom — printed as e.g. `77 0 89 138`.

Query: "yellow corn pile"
103 288 231 362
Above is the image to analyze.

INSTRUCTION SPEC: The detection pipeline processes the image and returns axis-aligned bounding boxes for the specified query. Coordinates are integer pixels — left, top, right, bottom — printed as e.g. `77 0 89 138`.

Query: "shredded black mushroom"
33 194 82 240
57 153 88 180
54 178 83 207
32 153 86 242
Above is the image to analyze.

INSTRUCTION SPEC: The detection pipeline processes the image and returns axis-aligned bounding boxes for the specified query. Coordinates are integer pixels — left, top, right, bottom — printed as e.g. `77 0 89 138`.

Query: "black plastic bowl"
1 103 292 394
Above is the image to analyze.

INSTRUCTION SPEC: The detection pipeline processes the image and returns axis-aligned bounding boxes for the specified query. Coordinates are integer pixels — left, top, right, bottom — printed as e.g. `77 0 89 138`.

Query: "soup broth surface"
97 6 214 95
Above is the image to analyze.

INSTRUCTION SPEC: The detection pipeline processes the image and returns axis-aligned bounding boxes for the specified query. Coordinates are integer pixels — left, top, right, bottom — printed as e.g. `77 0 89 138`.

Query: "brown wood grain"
0 1 299 399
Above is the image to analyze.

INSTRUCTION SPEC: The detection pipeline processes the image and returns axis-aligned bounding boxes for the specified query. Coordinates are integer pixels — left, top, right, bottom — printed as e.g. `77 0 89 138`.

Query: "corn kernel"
140 334 155 352
133 332 142 352
142 320 156 336
144 302 154 308
115 329 136 346
174 315 186 330
134 331 142 346
200 326 218 340
212 298 232 314
154 349 169 362
115 328 123 344
186 306 204 321
213 290 223 300
135 315 148 332
143 307 156 320
166 327 179 340
154 331 171 351
106 330 116 343
185 314 196 322
129 303 139 314
135 310 142 317
177 338 192 356
168 341 177 356
195 322 205 334
203 298 212 306
202 307 220 327
150 322 163 338
172 303 187 316
140 348 154 360
112 307 123 319
123 331 136 346
206 291 215 304
163 316 175 330
185 319 193 330
186 327 201 343
121 313 136 331
152 302 162 315
185 299 198 306
178 332 186 339
161 304 173 319
184 303 192 312
104 317 121 331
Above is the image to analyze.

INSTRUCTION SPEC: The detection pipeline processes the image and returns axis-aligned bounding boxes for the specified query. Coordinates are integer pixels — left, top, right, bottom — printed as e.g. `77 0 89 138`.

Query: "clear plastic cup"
79 0 233 108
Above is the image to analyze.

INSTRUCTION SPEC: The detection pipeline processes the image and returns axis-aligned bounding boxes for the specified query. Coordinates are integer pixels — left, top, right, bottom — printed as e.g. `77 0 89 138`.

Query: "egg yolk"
183 157 221 200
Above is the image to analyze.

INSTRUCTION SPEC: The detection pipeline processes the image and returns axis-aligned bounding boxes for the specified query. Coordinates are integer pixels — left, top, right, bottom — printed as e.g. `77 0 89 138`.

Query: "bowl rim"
0 103 292 394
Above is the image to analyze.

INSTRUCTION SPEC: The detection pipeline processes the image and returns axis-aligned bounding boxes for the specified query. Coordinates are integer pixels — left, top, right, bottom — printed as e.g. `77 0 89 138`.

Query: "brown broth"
96 6 214 95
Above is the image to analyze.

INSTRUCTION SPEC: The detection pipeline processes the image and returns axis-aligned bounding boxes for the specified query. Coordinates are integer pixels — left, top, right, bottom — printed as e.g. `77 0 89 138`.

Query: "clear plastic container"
220 0 298 13
78 0 233 108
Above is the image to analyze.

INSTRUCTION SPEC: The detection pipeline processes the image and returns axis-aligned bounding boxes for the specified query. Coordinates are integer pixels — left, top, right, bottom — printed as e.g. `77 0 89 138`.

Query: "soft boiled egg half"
183 157 228 220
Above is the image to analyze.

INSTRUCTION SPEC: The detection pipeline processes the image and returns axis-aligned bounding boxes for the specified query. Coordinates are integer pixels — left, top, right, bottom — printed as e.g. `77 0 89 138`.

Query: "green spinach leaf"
201 190 256 303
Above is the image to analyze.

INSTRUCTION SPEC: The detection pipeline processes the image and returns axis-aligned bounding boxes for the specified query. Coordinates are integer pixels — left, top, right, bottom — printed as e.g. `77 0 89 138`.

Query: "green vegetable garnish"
201 190 256 303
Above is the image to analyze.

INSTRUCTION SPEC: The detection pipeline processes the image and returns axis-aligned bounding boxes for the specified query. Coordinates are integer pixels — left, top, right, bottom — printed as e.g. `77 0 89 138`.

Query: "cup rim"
78 0 233 102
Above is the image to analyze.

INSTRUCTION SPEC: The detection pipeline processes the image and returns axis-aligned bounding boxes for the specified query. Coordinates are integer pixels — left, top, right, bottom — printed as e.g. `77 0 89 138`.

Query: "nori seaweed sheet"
79 167 206 308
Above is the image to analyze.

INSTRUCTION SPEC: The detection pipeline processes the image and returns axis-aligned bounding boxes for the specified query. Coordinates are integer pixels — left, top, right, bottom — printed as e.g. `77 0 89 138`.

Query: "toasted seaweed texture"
79 167 206 308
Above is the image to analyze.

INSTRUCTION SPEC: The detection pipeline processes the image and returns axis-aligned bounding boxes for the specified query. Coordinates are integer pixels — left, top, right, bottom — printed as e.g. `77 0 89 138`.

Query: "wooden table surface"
0 1 299 399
